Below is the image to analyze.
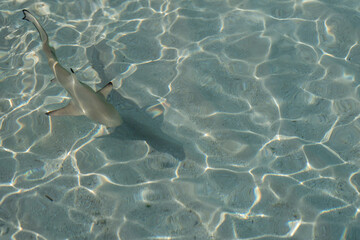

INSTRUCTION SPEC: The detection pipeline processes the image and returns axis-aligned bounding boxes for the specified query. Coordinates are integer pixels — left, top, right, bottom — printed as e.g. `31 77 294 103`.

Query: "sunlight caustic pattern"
1 0 360 239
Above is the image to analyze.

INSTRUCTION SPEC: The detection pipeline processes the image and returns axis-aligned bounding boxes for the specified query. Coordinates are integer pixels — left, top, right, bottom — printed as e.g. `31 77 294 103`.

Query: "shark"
22 9 123 127
23 10 185 159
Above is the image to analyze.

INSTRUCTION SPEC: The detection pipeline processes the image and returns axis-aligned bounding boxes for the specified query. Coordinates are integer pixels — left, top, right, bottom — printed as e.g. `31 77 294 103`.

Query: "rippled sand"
1 0 360 239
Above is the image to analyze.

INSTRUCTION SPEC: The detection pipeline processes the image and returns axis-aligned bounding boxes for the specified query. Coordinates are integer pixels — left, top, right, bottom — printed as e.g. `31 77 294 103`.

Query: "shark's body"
22 10 122 127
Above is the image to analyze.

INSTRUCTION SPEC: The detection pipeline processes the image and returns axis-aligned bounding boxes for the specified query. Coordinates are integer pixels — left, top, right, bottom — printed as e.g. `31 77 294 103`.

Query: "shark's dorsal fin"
69 68 78 82
46 100 83 116
98 82 113 99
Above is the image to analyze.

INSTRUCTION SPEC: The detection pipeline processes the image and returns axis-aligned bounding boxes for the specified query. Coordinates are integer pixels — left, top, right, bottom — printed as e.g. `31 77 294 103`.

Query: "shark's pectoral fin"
98 82 113 99
46 100 83 116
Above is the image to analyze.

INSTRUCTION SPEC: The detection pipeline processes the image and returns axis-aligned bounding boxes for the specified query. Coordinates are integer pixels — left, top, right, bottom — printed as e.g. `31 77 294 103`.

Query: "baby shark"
22 10 122 127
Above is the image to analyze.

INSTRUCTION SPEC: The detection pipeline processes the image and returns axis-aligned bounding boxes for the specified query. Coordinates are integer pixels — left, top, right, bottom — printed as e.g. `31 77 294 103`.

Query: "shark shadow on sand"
86 42 185 161
104 91 185 161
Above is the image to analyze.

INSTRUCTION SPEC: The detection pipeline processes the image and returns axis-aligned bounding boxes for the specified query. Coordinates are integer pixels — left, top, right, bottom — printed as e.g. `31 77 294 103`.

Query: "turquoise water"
1 0 360 239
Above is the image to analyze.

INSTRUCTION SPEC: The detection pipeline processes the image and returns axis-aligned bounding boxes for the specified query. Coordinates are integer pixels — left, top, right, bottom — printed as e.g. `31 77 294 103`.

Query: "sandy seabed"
1 0 360 239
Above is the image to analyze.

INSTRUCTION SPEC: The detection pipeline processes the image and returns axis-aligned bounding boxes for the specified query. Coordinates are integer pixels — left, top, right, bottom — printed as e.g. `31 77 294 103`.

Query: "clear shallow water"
1 0 360 239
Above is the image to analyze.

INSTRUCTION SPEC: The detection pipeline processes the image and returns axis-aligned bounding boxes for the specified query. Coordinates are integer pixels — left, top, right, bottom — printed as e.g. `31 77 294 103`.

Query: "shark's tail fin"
22 9 31 22
22 9 58 67
22 9 49 44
